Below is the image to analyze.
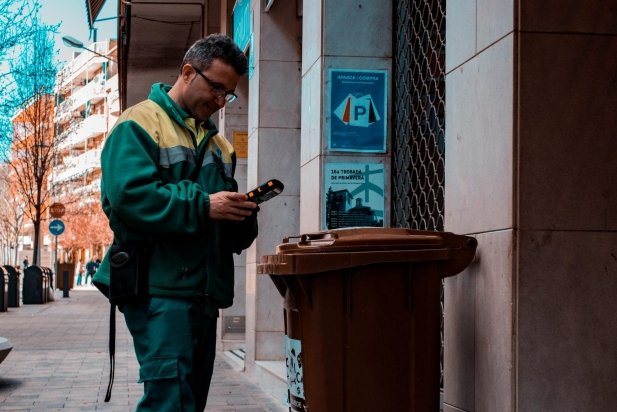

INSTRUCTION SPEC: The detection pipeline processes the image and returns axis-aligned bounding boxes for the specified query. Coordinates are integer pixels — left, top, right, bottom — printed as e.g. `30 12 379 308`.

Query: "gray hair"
182 34 248 76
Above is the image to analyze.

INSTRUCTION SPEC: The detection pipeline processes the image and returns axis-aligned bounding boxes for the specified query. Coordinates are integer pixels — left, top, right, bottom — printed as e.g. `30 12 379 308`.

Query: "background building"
52 39 117 266
86 0 617 410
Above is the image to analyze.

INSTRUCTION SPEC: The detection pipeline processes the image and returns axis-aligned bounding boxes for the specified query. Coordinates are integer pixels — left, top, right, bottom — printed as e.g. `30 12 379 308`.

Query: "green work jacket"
93 83 257 310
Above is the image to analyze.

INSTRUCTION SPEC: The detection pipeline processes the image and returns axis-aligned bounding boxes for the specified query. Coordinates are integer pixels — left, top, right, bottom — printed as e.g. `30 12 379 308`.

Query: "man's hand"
209 191 258 220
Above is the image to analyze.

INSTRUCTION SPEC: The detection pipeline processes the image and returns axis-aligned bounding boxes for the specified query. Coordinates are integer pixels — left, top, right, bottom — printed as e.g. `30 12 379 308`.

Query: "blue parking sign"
329 69 388 152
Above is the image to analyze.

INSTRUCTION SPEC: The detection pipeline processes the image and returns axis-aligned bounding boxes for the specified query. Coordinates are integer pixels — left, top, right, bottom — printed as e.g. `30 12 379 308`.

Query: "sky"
38 0 118 63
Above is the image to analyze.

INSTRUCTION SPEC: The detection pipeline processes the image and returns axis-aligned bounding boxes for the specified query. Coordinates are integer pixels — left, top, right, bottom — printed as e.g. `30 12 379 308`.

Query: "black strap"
104 303 116 402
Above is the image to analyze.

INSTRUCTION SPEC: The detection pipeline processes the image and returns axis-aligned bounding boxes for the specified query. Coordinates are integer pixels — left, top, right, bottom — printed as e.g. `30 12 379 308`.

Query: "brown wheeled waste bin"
258 227 477 412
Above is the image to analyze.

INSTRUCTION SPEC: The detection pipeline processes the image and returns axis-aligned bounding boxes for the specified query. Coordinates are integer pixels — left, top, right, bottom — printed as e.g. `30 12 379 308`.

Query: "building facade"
52 40 118 266
87 0 617 410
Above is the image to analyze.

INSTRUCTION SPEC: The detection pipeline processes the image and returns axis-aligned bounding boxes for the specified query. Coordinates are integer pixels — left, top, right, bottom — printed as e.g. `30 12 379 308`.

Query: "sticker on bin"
285 336 306 412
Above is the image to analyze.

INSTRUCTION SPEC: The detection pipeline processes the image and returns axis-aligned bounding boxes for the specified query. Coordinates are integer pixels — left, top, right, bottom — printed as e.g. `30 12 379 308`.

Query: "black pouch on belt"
108 242 151 305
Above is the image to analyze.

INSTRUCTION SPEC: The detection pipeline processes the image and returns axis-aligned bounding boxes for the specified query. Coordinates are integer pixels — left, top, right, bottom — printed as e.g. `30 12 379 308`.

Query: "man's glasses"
191 65 238 104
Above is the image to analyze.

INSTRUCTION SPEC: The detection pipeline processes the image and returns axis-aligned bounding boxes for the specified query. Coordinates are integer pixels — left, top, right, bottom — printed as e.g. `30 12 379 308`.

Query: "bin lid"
258 227 477 276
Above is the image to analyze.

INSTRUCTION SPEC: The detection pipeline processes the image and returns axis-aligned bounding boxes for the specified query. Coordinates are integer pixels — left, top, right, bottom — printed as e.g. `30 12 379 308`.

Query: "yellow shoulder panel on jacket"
112 100 194 149
211 134 235 163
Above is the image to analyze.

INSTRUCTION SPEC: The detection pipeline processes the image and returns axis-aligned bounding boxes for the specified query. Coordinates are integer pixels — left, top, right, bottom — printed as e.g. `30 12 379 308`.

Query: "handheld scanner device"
246 179 284 204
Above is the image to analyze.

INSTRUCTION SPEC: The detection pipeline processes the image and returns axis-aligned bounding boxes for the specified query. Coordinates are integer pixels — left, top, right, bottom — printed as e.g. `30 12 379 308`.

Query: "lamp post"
61 35 117 63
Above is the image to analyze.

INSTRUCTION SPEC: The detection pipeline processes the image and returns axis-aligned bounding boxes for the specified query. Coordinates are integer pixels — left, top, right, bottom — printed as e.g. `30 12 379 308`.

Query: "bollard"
62 270 70 298
3 266 20 307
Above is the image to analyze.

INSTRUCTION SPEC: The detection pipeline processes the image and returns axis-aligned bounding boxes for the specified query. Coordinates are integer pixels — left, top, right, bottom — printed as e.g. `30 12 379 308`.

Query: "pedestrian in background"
85 259 96 285
76 259 84 286
22 257 29 270
93 33 258 411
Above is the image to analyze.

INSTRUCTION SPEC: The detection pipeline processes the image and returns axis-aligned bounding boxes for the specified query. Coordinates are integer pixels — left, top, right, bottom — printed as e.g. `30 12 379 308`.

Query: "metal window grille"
392 0 446 388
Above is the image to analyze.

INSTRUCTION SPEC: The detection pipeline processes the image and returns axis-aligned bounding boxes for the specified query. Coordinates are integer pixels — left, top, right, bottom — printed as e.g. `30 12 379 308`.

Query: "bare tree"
59 197 113 257
0 0 42 69
0 0 45 159
0 164 25 265
0 20 61 265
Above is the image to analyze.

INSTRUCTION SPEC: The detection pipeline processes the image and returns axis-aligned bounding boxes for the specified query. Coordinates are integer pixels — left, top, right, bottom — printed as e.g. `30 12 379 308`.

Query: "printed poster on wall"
323 162 385 230
329 69 388 152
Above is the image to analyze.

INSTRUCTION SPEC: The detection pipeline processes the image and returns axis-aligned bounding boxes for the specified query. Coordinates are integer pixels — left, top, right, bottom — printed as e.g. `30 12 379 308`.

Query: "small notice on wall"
233 131 248 158
323 162 385 230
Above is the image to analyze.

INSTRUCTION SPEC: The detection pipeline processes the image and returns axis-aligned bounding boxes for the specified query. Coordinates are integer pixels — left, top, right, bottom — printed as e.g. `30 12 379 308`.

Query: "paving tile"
0 289 286 411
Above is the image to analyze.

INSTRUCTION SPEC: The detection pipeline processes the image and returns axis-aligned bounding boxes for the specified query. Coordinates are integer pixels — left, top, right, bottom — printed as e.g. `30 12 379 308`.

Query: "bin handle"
283 232 339 245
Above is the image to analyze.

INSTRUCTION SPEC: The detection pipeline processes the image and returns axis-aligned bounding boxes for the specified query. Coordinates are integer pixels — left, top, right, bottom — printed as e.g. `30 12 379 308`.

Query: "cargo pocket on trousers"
138 357 183 410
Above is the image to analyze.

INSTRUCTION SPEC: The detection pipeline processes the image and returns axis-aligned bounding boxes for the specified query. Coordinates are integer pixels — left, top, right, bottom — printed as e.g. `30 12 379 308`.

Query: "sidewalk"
0 287 287 411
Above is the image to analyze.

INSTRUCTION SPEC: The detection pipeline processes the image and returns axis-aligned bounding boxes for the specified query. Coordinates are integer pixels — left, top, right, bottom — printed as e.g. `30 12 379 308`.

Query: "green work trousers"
122 297 218 412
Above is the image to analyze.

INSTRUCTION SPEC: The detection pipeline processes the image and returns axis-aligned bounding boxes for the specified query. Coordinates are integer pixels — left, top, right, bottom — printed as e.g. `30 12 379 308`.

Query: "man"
85 259 97 285
93 34 258 411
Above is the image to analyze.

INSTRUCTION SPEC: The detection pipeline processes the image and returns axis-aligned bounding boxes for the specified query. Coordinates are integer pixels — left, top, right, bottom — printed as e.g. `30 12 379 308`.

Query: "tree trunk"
32 219 40 266
13 241 19 267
